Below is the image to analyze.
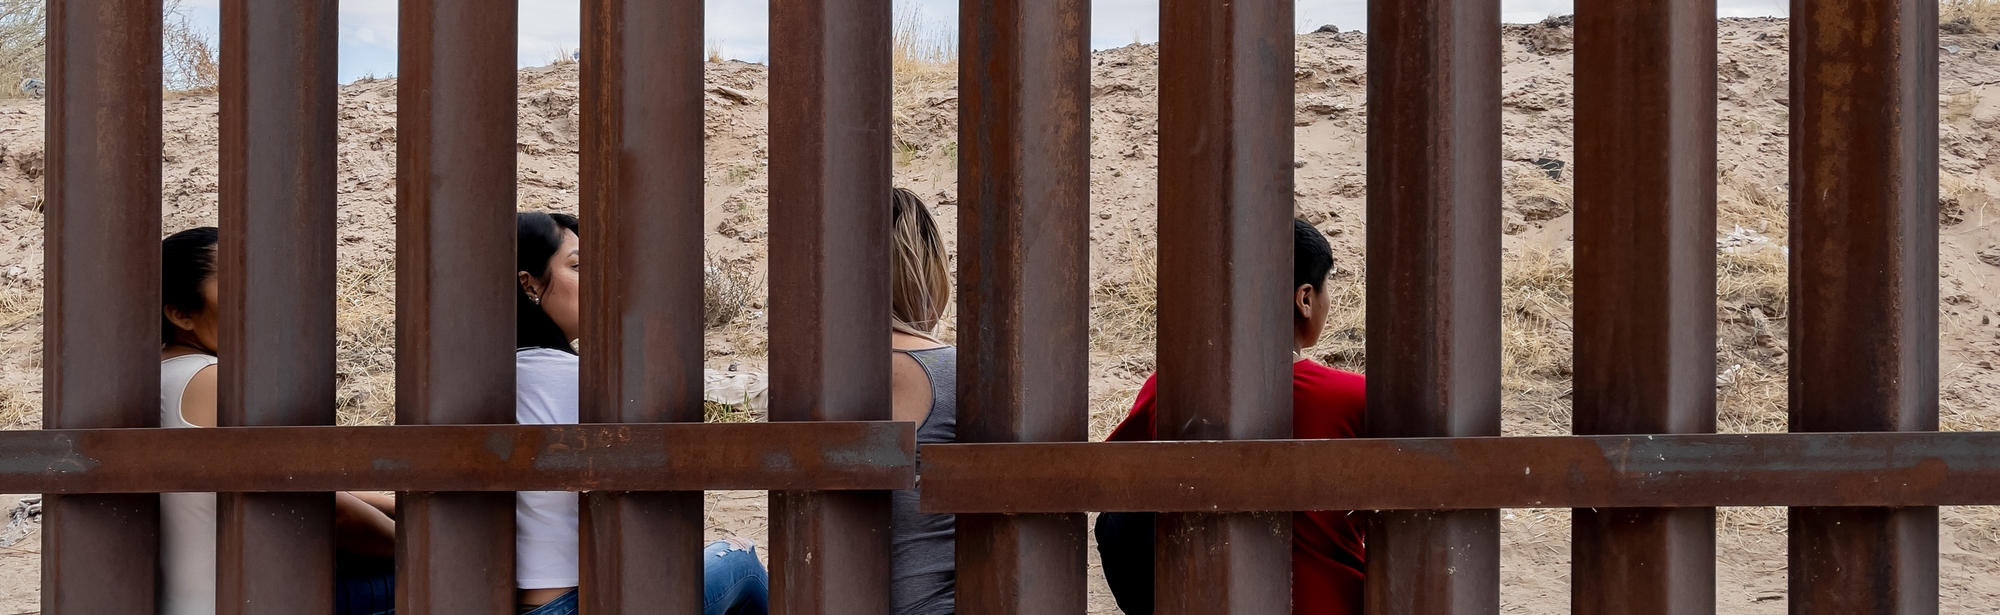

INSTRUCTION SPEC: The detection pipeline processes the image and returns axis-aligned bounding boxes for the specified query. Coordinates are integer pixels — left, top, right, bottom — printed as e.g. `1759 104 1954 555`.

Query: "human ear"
164 306 198 332
1294 284 1314 320
517 271 539 302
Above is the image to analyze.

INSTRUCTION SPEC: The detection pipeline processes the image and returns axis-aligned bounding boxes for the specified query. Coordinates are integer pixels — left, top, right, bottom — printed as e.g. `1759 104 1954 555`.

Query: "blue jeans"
522 539 770 615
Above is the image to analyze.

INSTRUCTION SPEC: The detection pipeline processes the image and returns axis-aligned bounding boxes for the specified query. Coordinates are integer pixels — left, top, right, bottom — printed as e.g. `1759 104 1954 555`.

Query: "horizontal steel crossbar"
0 422 913 493
919 432 2000 513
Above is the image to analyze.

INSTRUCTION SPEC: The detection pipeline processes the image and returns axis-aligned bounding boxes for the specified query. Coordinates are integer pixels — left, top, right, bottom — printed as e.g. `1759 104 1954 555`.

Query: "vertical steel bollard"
1788 0 1940 612
767 0 896 612
953 0 1093 611
395 0 520 611
1571 1 1720 613
1154 0 1296 612
1365 0 1504 611
41 1 165 613
216 1 341 613
578 0 709 612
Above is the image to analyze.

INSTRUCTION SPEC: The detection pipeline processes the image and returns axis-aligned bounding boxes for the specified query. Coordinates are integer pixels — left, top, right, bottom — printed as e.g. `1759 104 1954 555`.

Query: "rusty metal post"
1365 0 1502 611
395 0 519 611
953 0 1092 612
41 1 164 613
1155 0 1294 612
215 1 341 613
1571 1 1718 613
767 0 894 612
1788 0 1940 612
577 0 707 612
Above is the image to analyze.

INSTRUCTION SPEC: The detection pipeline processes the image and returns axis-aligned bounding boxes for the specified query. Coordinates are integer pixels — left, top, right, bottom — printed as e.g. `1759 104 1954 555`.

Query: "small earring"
532 296 541 305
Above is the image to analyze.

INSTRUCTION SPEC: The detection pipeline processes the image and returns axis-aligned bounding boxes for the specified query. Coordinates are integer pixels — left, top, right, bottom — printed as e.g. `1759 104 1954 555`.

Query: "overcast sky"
177 0 1789 84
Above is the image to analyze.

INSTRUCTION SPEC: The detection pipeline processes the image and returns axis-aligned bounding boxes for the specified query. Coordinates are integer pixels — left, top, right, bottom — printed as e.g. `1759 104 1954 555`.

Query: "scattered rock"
708 85 756 105
1981 245 2000 267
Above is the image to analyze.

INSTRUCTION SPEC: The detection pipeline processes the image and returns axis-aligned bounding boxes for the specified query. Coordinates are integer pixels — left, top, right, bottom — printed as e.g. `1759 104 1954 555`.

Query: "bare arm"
334 491 396 559
347 491 397 518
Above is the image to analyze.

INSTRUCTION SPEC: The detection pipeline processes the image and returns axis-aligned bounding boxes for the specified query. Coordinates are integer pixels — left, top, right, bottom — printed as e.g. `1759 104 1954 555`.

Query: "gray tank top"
891 346 957 615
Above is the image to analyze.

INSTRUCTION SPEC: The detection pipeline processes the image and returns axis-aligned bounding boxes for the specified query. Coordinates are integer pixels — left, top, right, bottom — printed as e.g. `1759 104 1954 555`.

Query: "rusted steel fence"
21 0 1962 613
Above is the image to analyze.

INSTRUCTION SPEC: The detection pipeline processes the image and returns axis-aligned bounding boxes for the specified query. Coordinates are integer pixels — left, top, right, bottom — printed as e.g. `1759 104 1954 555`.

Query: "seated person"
158 227 399 615
1095 219 1366 615
510 212 770 615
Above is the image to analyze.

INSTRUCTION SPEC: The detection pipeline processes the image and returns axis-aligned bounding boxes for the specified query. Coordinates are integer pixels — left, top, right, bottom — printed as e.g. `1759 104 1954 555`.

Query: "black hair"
518 212 580 354
162 227 220 345
1295 218 1334 293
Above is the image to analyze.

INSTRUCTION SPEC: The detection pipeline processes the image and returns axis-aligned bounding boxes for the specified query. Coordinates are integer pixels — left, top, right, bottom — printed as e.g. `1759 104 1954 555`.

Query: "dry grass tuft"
1500 245 1575 433
705 254 759 330
545 45 577 67
1945 0 2000 33
0 284 37 332
334 259 397 426
1089 232 1158 367
892 6 955 77
704 400 758 423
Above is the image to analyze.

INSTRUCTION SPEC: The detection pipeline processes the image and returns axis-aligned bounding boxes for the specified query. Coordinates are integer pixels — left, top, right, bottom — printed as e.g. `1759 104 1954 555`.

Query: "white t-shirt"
515 348 581 589
159 354 218 615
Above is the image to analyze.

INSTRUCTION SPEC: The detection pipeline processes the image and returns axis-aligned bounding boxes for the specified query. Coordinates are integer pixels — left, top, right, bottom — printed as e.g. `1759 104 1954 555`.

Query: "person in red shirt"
1095 218 1366 615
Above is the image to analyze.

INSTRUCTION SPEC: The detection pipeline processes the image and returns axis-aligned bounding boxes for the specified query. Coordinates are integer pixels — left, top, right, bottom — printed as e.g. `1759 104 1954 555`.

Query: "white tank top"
159 354 217 615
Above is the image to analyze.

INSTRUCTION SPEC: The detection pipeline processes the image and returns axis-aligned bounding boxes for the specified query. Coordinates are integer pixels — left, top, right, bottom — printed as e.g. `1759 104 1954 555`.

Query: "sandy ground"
2 16 2000 614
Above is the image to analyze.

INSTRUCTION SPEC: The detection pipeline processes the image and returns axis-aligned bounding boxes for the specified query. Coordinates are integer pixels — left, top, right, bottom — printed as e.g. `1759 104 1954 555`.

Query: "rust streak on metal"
1572 0 1718 611
577 0 708 612
1366 0 1502 609
0 422 914 493
41 1 164 613
1155 0 1298 609
396 0 521 610
953 0 1092 611
1788 0 1941 611
921 431 2000 510
767 0 895 612
216 1 341 612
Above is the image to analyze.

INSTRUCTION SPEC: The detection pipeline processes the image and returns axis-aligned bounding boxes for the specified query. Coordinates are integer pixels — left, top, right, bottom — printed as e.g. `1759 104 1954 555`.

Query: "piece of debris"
708 86 756 105
704 368 768 414
2 495 41 548
18 78 43 100
1943 44 1962 55
1531 157 1565 180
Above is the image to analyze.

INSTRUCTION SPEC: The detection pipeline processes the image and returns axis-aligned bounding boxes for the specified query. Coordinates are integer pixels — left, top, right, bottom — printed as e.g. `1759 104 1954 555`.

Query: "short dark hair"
1295 218 1333 293
517 212 580 353
162 227 219 344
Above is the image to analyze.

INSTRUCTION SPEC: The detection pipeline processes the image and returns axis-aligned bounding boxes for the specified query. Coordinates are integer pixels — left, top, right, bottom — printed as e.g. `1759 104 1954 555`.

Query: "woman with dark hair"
158 227 398 615
511 212 770 615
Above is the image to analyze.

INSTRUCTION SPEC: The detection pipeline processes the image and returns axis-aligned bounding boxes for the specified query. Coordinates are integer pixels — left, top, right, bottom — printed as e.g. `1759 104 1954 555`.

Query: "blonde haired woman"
887 188 957 615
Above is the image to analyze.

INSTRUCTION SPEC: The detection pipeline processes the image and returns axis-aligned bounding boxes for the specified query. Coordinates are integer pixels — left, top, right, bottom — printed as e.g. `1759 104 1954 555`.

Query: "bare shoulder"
890 350 934 423
179 364 219 428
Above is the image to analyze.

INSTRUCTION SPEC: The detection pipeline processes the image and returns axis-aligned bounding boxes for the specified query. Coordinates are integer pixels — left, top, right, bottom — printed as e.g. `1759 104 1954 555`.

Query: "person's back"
1096 218 1364 615
889 343 957 614
885 188 959 615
